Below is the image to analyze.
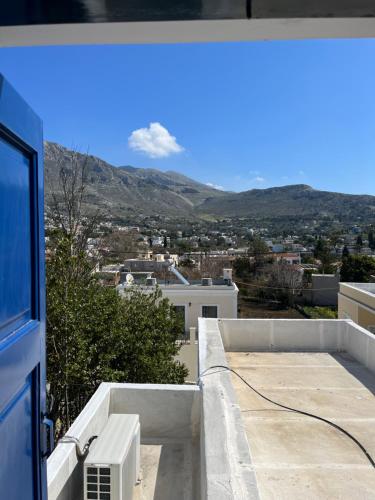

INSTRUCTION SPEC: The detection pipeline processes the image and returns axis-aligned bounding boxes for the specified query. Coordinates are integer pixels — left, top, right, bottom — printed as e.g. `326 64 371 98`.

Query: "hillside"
44 142 225 218
44 142 375 222
197 184 375 220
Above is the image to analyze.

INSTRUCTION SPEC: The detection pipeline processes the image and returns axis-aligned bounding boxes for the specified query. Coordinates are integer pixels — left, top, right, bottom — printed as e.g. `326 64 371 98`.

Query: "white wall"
216 318 375 375
162 286 238 332
219 318 346 352
176 328 198 382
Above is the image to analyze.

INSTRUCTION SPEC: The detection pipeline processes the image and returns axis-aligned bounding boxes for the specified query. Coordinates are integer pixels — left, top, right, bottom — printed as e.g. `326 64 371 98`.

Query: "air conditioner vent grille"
84 414 140 500
86 466 111 499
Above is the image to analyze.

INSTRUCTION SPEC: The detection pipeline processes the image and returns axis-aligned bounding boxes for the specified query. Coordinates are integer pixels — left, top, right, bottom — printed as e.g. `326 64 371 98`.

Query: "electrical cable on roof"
200 365 375 469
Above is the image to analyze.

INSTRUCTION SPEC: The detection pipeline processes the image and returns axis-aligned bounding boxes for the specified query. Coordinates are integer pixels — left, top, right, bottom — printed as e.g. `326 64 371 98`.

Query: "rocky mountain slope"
44 142 225 217
44 142 375 221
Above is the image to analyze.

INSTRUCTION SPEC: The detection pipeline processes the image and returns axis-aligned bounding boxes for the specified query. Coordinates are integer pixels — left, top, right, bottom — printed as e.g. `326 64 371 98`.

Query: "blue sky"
0 39 375 194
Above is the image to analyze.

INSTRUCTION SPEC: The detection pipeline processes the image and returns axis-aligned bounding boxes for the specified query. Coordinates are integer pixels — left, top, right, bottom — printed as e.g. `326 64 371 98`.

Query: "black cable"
200 365 375 469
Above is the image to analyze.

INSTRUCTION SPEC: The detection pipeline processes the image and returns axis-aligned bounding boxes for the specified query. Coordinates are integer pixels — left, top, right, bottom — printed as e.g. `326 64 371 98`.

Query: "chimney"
223 268 233 285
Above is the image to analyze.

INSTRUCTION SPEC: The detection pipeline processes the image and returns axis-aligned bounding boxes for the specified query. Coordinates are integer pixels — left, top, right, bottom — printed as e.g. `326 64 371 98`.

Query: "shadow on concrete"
332 352 375 395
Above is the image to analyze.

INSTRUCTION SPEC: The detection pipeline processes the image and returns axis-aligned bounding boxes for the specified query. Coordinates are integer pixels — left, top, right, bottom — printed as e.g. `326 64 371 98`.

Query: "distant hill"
44 142 375 222
197 184 375 220
44 142 225 218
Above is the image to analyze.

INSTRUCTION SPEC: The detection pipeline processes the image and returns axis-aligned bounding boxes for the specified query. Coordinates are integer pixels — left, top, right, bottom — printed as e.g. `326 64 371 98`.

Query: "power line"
236 280 339 292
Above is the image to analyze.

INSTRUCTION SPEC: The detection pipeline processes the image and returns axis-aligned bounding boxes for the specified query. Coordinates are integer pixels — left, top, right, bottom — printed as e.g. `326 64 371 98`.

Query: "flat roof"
346 282 375 295
226 351 375 499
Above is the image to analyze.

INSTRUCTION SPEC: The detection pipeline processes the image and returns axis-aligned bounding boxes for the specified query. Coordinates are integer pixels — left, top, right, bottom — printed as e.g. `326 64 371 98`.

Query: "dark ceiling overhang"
2 1 375 27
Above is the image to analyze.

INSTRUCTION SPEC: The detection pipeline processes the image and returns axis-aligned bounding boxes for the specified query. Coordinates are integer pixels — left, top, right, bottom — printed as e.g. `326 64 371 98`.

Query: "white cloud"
252 176 265 183
128 122 184 158
298 170 305 176
249 170 260 175
206 182 224 191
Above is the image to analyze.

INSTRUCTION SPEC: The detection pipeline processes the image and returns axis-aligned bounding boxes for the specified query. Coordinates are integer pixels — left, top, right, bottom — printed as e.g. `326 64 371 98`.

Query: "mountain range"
44 142 375 221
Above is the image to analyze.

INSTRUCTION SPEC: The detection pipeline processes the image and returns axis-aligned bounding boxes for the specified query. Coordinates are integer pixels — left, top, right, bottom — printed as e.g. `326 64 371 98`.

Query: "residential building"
338 282 375 332
117 271 238 333
274 252 302 265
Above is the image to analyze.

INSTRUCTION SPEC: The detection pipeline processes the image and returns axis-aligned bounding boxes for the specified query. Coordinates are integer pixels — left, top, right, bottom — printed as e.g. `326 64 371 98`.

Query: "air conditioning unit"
84 414 140 500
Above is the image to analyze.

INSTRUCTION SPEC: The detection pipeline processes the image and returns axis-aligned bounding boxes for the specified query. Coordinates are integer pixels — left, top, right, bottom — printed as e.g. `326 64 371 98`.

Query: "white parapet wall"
198 318 261 500
219 318 347 352
216 317 375 375
344 321 375 374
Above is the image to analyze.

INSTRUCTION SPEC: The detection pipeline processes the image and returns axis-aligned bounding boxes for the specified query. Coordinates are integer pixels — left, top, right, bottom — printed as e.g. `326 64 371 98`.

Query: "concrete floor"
134 440 196 500
227 351 375 499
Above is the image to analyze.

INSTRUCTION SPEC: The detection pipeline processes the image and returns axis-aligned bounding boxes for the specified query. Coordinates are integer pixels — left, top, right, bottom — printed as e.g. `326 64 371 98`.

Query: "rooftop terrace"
227 351 375 498
48 317 375 499
199 318 375 498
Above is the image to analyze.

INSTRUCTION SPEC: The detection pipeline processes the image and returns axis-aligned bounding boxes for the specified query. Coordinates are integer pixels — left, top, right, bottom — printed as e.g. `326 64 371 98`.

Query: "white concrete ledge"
198 318 260 500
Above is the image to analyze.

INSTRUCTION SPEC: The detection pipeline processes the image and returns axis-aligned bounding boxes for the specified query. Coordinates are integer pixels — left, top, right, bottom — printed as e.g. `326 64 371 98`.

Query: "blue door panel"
0 136 33 340
0 322 39 410
0 373 35 500
0 74 46 499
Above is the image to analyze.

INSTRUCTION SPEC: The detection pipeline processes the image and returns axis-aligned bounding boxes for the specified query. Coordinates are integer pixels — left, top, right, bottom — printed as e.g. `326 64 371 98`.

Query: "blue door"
0 75 47 499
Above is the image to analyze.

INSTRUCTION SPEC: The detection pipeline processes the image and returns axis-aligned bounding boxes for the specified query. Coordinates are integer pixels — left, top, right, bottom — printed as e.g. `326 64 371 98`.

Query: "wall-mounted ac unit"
84 414 140 500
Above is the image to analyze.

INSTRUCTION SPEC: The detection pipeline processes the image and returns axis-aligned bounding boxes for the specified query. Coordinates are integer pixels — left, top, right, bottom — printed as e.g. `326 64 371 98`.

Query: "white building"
274 252 302 265
117 272 238 333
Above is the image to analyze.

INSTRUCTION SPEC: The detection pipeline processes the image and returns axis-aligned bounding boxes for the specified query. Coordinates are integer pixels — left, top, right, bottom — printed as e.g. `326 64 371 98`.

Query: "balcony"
48 317 375 499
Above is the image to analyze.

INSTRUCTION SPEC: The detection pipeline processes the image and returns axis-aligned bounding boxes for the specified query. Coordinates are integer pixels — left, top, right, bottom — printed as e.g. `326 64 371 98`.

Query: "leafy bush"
46 235 187 438
301 306 338 319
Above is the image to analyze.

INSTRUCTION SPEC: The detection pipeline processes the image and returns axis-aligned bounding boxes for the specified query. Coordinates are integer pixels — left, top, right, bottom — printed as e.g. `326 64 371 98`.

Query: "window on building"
173 305 186 336
202 305 218 318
